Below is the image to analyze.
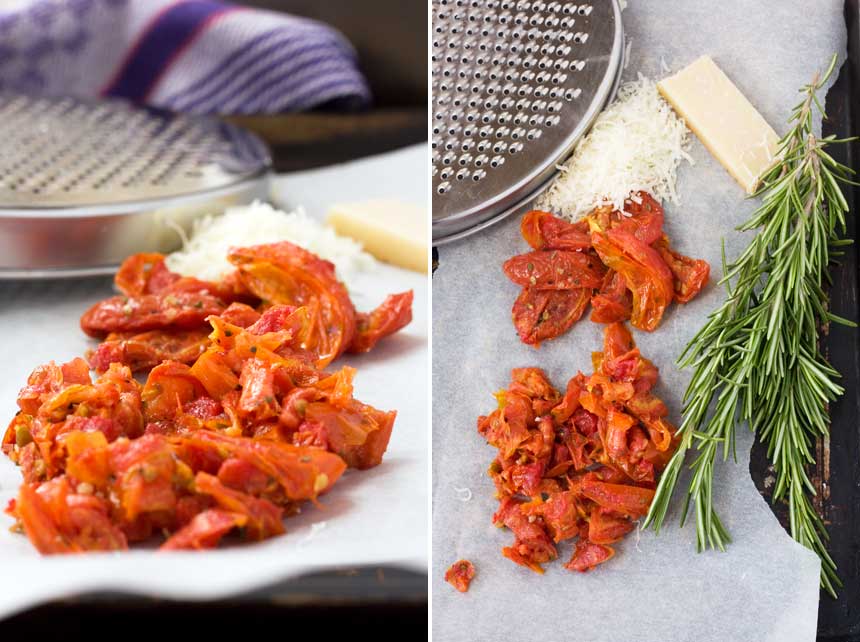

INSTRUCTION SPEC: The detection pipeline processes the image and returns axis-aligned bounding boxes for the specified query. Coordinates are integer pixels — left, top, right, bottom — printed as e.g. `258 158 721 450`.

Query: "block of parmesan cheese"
326 199 428 273
657 56 780 194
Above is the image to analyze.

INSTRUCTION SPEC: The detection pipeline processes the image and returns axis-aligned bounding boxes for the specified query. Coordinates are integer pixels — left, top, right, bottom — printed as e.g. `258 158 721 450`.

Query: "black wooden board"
748 1 860 639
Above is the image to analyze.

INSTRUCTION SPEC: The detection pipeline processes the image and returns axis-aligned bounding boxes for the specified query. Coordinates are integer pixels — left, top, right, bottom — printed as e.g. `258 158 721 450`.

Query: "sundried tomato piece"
521 210 592 251
591 228 675 332
590 269 632 324
80 292 225 339
504 249 606 291
653 236 711 303
445 559 476 593
194 472 284 540
350 291 414 353
581 476 655 518
565 540 615 572
89 329 211 373
494 497 557 573
11 477 127 554
512 287 591 346
160 509 248 550
587 509 634 545
228 242 357 367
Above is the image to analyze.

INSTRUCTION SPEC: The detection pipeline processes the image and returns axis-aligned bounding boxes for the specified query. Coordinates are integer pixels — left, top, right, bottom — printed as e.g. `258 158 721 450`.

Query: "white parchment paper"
0 145 428 619
432 3 846 641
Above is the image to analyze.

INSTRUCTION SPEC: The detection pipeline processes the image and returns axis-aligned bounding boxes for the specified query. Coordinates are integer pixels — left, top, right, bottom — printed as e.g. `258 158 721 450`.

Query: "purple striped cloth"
0 0 371 114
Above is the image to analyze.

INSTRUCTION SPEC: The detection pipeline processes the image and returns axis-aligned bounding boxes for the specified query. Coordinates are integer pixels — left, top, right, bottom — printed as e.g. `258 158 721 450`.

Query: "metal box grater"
431 0 624 243
0 94 271 278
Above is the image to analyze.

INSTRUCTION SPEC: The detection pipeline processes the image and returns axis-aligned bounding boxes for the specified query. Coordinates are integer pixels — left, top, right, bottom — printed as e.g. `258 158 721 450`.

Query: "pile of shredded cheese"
165 201 375 286
538 74 692 220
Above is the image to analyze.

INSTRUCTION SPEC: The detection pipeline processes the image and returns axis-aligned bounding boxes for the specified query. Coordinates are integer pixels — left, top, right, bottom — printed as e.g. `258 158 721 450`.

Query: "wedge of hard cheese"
326 200 428 274
657 56 780 194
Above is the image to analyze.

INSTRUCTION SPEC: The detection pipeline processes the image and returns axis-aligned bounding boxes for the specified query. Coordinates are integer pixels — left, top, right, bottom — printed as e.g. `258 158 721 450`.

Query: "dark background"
747 1 860 640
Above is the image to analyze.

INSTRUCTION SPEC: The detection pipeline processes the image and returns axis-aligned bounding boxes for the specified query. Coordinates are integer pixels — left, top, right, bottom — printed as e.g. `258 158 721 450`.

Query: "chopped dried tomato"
445 559 476 593
505 194 709 341
477 322 679 577
4 241 406 555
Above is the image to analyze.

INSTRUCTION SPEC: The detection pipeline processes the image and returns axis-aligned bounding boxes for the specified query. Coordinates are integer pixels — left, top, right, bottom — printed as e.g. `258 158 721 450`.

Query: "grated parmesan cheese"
537 74 692 220
165 200 375 287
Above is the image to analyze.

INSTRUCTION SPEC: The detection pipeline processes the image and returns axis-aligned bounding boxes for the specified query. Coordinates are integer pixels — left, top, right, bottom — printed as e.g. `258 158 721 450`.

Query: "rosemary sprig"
642 54 857 597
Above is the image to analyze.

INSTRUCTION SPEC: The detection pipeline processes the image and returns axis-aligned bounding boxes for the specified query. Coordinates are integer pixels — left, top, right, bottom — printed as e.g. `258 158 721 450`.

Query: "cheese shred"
538 75 692 219
165 201 375 286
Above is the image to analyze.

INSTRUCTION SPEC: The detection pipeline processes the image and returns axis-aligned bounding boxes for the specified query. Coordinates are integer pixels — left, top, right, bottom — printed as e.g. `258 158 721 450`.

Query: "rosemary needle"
642 54 857 597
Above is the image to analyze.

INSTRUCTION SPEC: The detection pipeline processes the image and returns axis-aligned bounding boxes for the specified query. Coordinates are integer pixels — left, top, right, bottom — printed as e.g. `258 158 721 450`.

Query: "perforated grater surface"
0 94 270 278
432 0 623 243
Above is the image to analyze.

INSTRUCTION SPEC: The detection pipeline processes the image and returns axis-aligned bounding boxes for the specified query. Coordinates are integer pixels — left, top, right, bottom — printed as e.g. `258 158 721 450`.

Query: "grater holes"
432 0 613 202
472 169 486 182
578 4 592 15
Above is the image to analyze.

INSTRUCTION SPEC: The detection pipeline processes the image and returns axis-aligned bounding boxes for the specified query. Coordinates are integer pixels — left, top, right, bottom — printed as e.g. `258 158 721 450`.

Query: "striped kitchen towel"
0 0 371 114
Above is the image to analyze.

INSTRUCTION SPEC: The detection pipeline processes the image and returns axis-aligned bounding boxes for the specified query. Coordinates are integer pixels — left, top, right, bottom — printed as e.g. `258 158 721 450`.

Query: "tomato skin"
80 293 225 339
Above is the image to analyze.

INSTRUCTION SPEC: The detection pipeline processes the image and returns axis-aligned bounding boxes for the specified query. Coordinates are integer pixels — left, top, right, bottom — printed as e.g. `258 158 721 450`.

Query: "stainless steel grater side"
0 94 271 279
431 0 624 244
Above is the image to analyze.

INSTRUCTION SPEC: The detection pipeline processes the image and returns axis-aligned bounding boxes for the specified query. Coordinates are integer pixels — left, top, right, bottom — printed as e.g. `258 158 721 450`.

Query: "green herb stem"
642 54 856 597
